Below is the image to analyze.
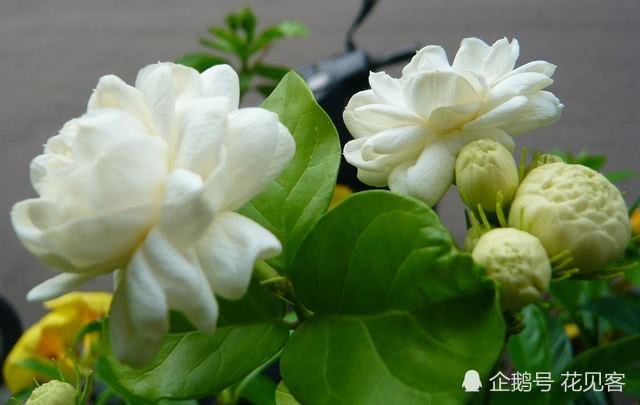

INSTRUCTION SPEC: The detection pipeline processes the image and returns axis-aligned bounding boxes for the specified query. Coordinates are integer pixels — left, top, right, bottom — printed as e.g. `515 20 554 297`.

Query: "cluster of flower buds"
456 140 631 311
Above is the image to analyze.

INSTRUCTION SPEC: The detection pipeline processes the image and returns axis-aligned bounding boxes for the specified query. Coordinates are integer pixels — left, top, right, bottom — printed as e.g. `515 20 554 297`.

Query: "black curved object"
296 0 418 190
0 296 22 386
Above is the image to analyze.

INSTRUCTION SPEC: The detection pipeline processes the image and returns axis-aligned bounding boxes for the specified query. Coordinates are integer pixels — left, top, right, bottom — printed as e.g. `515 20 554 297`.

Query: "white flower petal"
343 90 385 138
201 64 240 111
344 137 417 174
429 101 481 133
503 61 556 79
402 45 450 76
388 142 456 206
452 37 491 73
353 104 423 134
137 229 219 333
109 249 168 367
499 91 564 135
217 108 295 210
483 38 519 84
12 199 155 272
158 169 213 247
89 135 168 214
369 71 406 106
484 72 553 112
361 125 428 156
463 96 529 131
87 75 154 132
404 71 479 119
174 97 228 178
196 212 281 300
27 272 100 302
356 169 389 187
135 63 202 145
445 128 515 155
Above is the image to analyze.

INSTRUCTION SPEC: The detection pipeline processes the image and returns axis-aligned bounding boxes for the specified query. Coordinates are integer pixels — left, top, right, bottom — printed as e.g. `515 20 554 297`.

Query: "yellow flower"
2 292 111 394
329 184 353 210
632 208 640 236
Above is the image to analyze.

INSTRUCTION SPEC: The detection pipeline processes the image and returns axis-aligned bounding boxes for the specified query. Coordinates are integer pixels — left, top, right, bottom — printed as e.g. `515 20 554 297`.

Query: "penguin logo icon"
462 370 482 392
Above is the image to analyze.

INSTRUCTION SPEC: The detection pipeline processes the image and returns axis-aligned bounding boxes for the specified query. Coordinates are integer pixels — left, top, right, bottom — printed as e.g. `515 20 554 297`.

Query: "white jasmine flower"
509 162 631 275
11 62 295 366
472 228 551 310
343 37 563 206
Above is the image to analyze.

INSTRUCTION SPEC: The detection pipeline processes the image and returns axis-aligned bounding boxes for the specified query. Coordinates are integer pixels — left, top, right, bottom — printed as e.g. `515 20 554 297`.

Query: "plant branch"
253 261 313 324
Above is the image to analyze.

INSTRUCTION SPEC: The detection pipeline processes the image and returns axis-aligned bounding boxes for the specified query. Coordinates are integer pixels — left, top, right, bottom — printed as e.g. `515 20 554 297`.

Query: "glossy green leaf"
240 72 340 273
552 334 640 403
276 381 301 405
238 373 277 405
99 282 288 401
281 191 505 405
584 296 640 334
508 306 550 373
175 53 228 73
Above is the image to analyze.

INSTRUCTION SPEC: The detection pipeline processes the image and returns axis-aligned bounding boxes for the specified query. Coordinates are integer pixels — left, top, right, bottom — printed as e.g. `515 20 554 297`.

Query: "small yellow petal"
329 184 353 210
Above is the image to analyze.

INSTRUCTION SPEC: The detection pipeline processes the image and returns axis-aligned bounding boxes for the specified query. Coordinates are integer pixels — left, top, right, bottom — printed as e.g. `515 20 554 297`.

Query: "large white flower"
343 37 563 206
11 62 295 366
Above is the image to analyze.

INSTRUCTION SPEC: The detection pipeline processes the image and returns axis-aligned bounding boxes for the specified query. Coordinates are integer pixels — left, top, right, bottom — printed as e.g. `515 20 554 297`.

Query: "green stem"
253 261 313 324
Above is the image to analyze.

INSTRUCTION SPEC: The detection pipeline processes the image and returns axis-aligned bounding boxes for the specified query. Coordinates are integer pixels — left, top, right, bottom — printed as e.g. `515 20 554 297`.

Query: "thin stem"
253 261 313 323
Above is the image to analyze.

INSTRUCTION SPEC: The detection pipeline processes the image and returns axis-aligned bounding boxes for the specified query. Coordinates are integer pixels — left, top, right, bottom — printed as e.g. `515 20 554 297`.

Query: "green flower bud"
472 228 551 310
26 380 76 405
509 162 631 275
525 153 563 175
455 139 519 212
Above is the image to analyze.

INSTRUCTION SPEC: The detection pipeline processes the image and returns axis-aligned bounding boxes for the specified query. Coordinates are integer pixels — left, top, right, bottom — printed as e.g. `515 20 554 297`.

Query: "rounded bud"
509 162 631 275
472 228 551 310
26 380 76 405
455 139 519 212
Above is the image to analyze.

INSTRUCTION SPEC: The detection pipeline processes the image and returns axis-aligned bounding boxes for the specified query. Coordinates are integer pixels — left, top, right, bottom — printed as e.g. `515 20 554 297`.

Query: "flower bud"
455 139 519 212
26 380 76 405
509 162 631 275
472 228 551 310
525 153 563 175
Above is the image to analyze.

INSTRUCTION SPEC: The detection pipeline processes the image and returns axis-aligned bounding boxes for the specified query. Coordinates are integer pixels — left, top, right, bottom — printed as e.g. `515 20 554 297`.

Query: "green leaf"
547 314 573 376
552 334 640 403
584 296 640 334
175 53 229 73
99 281 288 401
199 36 236 54
276 381 301 405
605 170 636 182
574 153 606 171
281 191 505 405
251 21 309 52
238 7 257 42
253 63 289 81
508 306 551 373
240 72 340 273
207 27 246 57
17 358 63 381
238 373 277 405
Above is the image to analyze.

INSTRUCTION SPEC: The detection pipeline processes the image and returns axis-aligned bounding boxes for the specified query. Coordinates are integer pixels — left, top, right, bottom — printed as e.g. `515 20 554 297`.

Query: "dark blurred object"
0 296 22 386
296 0 418 189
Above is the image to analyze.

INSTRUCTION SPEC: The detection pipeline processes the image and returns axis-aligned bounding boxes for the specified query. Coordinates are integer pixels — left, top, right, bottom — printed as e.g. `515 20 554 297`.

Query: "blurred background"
1 0 639 325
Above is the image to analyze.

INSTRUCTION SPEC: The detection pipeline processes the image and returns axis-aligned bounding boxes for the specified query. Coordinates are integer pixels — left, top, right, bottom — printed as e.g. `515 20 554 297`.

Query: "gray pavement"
1 0 639 325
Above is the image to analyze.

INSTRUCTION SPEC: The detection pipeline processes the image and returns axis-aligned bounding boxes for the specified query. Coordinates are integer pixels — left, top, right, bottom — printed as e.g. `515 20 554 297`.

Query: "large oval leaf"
240 71 341 274
99 282 288 402
281 191 505 405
